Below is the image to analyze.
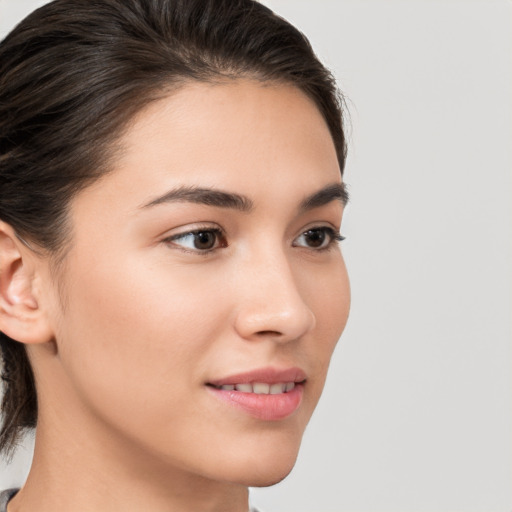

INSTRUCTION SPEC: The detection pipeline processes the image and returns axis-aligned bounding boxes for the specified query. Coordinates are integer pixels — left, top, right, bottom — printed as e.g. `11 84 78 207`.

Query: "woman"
0 0 350 510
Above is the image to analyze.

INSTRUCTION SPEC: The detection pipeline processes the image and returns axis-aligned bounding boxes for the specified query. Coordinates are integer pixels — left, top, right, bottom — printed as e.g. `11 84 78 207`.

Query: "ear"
0 221 54 344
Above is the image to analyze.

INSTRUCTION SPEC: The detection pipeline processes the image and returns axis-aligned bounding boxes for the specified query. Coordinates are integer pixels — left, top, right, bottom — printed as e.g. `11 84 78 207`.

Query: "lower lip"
207 384 304 421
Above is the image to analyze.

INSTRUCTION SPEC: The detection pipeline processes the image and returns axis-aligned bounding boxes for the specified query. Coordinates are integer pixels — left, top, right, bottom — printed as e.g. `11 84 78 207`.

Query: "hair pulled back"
0 0 347 456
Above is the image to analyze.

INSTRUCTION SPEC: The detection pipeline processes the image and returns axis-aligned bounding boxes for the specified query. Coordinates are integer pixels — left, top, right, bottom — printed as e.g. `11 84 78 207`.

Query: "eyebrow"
299 182 349 212
141 186 254 212
140 182 348 212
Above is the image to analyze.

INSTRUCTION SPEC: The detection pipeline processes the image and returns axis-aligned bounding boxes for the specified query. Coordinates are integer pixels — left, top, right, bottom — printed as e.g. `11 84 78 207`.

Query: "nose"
233 251 316 343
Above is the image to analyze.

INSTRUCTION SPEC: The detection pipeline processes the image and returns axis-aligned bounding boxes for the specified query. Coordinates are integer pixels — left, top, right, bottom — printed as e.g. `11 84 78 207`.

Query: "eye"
293 227 344 250
165 228 227 253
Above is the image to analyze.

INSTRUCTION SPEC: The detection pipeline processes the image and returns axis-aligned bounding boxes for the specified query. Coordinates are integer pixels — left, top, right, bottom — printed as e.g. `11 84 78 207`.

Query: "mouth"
205 367 306 421
207 381 298 394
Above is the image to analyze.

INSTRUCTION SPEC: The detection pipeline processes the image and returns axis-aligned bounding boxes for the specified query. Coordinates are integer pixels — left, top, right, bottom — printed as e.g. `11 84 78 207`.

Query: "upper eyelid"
162 228 226 255
159 222 342 244
295 221 341 236
293 226 342 244
160 222 224 239
163 224 338 238
169 227 222 239
163 227 225 246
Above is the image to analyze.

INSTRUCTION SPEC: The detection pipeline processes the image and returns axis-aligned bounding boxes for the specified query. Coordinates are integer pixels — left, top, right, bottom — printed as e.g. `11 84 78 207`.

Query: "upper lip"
207 366 307 387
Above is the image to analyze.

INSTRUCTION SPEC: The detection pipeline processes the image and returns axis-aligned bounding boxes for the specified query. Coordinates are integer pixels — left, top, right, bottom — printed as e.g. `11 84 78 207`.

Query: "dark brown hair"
0 0 347 456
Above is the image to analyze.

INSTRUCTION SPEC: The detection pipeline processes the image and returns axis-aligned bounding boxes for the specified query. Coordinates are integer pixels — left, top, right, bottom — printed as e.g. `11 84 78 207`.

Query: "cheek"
53 252 227 426
307 254 350 343
296 255 350 404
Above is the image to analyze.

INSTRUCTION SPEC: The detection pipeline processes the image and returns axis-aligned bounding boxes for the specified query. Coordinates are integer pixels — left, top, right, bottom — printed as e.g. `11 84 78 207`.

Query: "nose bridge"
234 243 316 341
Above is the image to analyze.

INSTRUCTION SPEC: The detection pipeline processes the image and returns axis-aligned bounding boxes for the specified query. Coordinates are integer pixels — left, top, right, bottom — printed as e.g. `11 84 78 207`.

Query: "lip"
207 366 307 387
206 366 306 421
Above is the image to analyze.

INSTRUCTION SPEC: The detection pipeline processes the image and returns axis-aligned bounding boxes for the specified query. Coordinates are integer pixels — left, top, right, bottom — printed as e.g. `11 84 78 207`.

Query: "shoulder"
0 489 18 512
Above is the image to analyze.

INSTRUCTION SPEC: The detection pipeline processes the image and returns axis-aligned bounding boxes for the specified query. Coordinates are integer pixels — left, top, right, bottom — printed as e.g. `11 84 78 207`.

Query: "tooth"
270 383 285 394
253 383 270 394
285 382 295 392
235 383 253 393
220 384 235 391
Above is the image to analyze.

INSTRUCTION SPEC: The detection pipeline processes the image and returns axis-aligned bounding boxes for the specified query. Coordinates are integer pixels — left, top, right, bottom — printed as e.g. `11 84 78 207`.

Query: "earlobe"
0 222 54 344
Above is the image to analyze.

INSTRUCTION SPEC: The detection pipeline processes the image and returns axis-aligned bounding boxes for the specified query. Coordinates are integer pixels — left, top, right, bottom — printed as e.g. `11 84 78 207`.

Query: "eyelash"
164 228 226 255
293 227 345 251
163 226 345 255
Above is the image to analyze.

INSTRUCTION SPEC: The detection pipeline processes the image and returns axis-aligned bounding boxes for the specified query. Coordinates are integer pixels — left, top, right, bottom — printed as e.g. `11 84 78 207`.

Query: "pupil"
194 231 215 249
306 229 325 247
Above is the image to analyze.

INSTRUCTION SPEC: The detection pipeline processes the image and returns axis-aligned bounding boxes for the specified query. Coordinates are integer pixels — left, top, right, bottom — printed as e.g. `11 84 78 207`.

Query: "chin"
229 463 297 488
246 466 295 488
218 440 301 488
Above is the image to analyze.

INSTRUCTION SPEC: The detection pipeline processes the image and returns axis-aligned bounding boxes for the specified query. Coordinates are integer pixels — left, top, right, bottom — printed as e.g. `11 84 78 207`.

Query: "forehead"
75 80 341 216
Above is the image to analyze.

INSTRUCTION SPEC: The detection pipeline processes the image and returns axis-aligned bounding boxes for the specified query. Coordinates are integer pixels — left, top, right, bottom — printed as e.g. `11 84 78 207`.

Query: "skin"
0 80 350 512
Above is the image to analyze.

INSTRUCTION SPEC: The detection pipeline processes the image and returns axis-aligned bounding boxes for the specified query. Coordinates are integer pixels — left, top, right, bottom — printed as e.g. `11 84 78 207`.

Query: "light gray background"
1 1 511 511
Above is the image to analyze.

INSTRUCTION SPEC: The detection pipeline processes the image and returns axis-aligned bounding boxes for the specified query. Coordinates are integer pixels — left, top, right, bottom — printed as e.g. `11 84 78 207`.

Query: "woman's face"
40 80 350 486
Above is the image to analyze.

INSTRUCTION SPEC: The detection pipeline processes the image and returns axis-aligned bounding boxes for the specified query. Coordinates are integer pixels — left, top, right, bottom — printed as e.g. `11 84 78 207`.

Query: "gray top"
0 489 261 511
0 489 17 512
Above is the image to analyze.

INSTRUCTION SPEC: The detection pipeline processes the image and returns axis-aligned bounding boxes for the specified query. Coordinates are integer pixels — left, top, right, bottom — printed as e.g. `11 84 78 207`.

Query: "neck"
9 407 249 512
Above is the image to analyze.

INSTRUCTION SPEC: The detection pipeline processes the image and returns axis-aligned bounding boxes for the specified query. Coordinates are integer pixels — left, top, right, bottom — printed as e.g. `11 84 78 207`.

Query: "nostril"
255 330 282 337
